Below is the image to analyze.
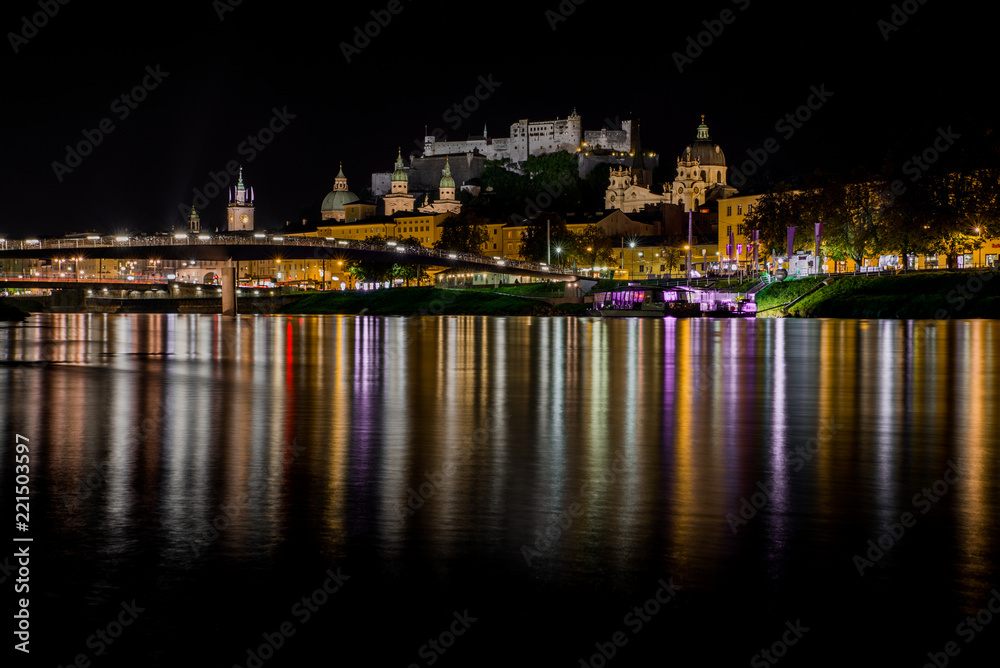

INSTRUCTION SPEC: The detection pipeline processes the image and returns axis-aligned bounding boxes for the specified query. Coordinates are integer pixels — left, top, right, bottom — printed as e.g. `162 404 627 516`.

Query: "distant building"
226 167 254 231
383 150 416 216
606 116 738 214
320 164 360 221
418 157 462 215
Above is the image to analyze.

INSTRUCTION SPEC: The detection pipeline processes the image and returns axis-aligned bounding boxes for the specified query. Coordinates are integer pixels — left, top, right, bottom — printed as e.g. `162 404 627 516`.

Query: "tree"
573 224 616 268
433 212 490 254
518 215 575 264
661 247 683 275
812 173 884 268
345 234 393 284
739 185 810 261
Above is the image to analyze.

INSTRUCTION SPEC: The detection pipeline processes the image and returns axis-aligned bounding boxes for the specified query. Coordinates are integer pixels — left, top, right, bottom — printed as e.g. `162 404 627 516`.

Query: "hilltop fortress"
420 109 632 162
373 110 645 197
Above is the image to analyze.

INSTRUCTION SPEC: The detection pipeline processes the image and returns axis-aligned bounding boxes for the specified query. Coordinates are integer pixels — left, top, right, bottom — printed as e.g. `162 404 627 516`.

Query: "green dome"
321 189 359 212
392 149 407 182
439 157 455 189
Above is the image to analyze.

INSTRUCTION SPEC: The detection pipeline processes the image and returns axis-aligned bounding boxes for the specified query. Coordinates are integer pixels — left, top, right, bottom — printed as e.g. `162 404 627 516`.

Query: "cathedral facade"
605 117 737 213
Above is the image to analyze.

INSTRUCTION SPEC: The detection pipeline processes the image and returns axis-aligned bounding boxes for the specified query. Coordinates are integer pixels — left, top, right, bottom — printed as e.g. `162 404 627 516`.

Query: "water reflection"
1 314 998 662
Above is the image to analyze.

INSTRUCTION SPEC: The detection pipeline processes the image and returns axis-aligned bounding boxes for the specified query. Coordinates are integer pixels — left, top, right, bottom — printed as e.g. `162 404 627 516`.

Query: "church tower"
669 116 732 212
188 205 200 233
383 149 415 215
227 166 255 231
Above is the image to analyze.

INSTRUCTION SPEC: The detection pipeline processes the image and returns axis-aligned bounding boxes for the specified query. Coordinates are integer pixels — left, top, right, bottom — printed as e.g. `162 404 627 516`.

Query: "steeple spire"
696 115 710 140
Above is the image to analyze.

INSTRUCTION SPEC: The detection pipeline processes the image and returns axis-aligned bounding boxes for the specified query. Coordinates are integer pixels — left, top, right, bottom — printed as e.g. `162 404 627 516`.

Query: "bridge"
0 234 581 281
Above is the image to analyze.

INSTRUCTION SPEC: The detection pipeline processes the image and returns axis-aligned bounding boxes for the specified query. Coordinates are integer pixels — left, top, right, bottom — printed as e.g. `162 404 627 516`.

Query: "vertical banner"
687 211 693 282
728 231 735 262
787 226 796 262
752 230 759 270
814 222 823 274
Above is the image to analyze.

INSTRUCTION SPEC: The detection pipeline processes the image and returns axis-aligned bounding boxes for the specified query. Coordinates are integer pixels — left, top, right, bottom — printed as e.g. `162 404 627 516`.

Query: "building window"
737 205 743 215
747 204 754 215
727 206 732 216
638 251 644 258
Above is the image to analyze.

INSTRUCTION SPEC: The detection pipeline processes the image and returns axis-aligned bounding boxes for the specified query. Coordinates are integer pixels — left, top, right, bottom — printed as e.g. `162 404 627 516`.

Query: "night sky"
2 0 991 238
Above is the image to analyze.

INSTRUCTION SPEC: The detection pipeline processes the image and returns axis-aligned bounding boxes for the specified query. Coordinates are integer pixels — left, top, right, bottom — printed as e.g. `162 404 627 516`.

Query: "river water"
2 313 998 666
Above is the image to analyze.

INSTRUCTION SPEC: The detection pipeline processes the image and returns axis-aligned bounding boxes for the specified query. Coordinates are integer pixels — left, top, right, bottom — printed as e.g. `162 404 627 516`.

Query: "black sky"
2 0 992 237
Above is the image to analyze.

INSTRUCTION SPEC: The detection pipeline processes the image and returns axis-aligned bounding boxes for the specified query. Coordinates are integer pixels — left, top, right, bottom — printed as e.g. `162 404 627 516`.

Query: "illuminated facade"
226 167 254 232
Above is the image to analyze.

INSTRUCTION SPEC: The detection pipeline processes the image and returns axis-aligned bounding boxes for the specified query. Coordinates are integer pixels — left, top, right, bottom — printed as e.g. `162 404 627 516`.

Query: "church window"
700 171 706 182
717 171 722 183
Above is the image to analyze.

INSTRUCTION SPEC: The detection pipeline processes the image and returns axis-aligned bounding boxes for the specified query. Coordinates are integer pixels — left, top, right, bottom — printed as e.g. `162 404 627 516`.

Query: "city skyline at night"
4 1 993 238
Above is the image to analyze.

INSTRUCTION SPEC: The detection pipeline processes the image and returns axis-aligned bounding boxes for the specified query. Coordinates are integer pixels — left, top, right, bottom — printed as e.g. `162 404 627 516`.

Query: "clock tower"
227 166 255 231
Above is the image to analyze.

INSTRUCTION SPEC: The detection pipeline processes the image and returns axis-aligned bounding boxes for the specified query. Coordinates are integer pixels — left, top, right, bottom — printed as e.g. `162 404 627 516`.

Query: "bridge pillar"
221 263 237 315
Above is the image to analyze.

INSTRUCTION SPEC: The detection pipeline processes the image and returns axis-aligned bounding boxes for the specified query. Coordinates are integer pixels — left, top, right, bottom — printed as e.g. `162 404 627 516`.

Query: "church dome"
321 164 359 212
684 116 726 167
321 189 359 212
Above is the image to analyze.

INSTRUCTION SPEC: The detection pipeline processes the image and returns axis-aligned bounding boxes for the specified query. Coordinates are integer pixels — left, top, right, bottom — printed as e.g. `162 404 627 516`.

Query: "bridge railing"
2 235 578 278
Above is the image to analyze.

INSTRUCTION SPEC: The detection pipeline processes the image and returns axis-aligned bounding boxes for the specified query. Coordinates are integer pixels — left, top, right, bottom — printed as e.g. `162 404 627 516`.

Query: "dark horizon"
4 0 992 238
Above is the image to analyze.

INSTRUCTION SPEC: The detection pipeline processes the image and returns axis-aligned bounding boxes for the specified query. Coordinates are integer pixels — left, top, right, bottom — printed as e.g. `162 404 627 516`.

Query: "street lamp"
629 240 636 280
975 227 982 267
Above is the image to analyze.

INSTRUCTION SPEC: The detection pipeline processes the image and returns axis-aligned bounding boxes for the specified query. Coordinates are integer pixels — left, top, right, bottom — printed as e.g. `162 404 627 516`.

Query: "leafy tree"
518 215 575 264
433 211 490 254
345 234 393 283
573 223 616 267
661 247 683 274
739 185 810 260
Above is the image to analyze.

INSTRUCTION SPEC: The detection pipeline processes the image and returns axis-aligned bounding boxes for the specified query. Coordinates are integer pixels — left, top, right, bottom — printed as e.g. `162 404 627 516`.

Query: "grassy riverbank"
283 287 588 316
756 270 1000 318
